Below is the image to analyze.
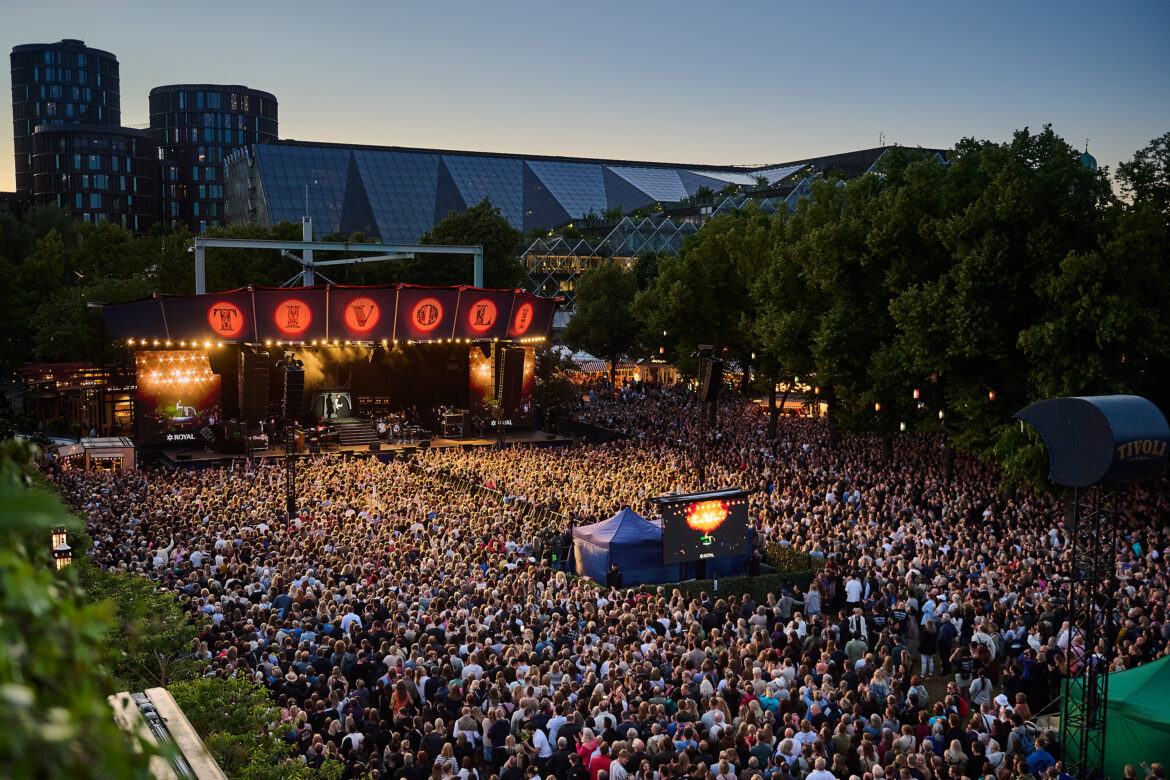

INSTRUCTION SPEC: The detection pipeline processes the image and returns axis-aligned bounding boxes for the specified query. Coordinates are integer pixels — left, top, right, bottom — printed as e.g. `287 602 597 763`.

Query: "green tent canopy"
1063 654 1170 777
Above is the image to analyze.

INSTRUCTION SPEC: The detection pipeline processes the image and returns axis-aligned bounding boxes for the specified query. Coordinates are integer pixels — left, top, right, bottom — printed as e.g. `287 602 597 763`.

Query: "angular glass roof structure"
224 140 865 243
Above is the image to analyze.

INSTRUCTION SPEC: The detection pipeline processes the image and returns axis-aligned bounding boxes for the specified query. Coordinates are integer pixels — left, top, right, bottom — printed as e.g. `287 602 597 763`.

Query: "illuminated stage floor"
148 429 569 468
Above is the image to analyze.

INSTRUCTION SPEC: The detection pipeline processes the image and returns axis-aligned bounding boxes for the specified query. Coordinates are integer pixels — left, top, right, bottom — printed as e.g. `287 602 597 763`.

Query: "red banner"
395 287 461 342
253 289 328 343
328 288 398 341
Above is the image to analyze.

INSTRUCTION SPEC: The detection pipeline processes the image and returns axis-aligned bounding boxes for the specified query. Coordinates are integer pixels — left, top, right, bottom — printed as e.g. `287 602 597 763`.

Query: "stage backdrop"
104 285 559 345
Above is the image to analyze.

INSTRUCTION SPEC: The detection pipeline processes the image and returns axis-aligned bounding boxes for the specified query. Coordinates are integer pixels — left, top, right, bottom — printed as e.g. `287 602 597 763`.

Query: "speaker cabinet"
239 350 269 424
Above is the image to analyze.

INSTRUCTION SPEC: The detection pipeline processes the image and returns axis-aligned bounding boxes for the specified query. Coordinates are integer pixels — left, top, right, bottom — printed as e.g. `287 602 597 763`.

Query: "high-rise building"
149 84 277 231
31 123 159 232
10 39 120 194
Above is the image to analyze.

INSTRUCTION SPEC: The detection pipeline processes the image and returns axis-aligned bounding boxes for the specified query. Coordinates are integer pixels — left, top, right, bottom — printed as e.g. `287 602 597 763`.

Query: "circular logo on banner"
207 301 245 338
412 297 443 332
274 298 312 336
512 302 534 335
468 299 498 333
344 297 380 333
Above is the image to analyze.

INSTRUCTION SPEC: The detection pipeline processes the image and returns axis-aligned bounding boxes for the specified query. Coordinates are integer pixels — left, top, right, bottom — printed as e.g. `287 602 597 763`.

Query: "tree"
0 438 156 778
1116 131 1169 225
533 343 579 431
77 564 207 691
418 198 526 288
169 672 342 780
561 261 639 386
634 205 772 378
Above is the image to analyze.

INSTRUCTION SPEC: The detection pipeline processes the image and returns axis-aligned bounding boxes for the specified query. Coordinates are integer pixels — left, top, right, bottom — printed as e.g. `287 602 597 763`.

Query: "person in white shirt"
805 756 836 780
844 575 863 606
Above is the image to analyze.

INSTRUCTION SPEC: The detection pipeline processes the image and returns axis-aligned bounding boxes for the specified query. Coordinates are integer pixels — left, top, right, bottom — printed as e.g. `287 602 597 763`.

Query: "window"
192 167 199 181
94 175 108 189
88 154 101 170
75 193 83 209
111 156 119 172
90 193 101 208
73 153 81 170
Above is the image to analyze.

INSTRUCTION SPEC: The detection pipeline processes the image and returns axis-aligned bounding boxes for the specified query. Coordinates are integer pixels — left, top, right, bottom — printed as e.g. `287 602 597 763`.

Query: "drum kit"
382 414 428 444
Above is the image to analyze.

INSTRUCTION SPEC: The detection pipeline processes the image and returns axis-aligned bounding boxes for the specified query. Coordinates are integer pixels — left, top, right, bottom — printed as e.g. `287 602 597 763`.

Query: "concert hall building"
222 141 900 244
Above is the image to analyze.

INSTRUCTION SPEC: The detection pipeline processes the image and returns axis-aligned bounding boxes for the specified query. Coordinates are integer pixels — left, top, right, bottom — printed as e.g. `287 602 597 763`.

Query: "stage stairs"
332 417 381 448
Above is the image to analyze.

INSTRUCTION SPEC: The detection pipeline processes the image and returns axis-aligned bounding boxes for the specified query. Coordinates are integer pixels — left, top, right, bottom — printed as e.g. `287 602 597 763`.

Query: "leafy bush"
639 571 818 603
0 438 156 778
765 541 826 574
169 673 342 780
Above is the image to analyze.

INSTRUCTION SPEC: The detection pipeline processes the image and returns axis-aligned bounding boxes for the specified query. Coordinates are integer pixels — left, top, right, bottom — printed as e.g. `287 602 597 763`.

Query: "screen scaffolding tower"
1015 394 1168 779
1060 484 1120 778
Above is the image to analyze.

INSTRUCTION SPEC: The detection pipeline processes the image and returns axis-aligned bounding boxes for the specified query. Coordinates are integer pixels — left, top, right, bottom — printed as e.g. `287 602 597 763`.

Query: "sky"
3 0 1169 193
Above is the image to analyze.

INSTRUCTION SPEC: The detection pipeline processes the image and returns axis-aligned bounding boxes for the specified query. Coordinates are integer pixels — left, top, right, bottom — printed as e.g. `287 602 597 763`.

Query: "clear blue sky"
4 0 1168 192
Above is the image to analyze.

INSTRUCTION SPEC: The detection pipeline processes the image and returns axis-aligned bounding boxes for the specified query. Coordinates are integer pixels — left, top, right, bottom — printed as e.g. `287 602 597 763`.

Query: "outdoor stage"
148 429 569 469
98 283 562 467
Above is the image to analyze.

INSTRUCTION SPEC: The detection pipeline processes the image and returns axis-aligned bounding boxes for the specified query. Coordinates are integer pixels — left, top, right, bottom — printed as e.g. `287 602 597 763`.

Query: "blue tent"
573 508 680 586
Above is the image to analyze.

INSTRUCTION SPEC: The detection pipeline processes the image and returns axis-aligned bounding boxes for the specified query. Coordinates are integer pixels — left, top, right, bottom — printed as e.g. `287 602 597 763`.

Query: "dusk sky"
4 0 1168 193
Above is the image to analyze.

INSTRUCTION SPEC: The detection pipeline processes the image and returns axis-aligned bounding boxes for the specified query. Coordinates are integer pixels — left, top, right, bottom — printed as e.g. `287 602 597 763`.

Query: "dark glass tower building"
31 124 159 232
10 39 120 194
149 84 277 231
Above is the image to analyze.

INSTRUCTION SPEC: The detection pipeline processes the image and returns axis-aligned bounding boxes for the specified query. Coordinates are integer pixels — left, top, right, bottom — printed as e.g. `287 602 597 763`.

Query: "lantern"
53 529 72 569
874 402 881 412
988 390 997 402
913 388 920 399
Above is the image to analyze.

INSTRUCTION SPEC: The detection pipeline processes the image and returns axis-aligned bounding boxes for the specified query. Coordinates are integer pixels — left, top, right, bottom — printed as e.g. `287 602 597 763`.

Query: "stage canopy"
573 508 679 586
102 284 558 345
1063 654 1170 776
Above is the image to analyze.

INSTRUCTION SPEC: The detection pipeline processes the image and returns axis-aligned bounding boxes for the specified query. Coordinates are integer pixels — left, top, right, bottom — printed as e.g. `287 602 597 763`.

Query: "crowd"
52 382 1169 780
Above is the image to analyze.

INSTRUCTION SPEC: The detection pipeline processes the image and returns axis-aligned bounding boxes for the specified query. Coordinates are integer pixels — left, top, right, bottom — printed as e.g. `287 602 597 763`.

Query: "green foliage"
561 260 640 384
78 564 207 691
640 572 819 603
169 673 341 780
633 205 772 376
1116 131 1169 226
533 343 579 421
0 438 156 778
419 198 526 288
764 541 827 575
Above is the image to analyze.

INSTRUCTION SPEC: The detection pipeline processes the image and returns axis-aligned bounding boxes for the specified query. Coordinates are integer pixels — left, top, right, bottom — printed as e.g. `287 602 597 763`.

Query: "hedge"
637 571 819 602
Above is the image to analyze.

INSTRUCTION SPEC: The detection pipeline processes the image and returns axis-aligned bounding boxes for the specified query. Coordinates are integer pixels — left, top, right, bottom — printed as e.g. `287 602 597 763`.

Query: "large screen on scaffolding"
134 350 221 446
657 489 751 564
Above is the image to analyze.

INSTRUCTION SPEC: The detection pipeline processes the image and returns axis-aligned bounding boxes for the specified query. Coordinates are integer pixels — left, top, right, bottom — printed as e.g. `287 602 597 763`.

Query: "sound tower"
699 358 723 403
283 366 305 423
239 350 269 425
495 347 525 416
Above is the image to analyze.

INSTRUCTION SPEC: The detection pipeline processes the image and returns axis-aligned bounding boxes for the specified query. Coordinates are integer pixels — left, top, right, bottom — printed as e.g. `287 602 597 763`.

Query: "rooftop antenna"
879 131 885 146
1085 138 1090 153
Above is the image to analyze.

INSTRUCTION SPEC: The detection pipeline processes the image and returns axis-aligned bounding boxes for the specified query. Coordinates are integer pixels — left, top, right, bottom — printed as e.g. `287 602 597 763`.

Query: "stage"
146 428 570 469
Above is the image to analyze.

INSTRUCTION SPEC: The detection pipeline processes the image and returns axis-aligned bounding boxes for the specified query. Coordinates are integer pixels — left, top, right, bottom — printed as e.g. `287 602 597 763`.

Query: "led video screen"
135 350 222 445
658 489 751 564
